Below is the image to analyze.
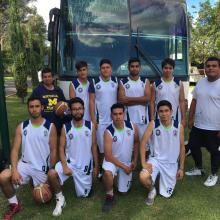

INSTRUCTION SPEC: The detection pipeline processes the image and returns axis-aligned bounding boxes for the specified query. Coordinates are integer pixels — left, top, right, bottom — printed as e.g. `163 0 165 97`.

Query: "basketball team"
0 56 220 220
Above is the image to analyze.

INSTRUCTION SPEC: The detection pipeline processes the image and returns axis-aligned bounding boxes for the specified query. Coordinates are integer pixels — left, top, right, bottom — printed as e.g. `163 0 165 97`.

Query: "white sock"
106 189 113 196
55 192 64 200
8 195 18 204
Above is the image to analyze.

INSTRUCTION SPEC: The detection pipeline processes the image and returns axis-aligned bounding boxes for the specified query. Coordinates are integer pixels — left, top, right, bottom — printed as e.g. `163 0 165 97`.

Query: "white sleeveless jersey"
155 78 181 121
71 79 90 121
64 120 93 174
120 77 149 124
21 119 52 173
89 76 118 124
105 121 135 164
149 119 180 163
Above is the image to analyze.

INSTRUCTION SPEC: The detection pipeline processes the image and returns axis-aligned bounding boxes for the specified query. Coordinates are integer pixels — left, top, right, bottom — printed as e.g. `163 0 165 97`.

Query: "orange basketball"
32 183 52 204
54 101 69 116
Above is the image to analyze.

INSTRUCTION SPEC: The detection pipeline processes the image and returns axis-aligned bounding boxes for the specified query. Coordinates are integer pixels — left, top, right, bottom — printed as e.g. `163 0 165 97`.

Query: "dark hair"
128 57 141 67
75 61 88 71
157 100 172 111
41 67 53 78
99 59 112 68
205 56 220 67
111 102 125 113
69 97 84 109
161 58 175 69
27 96 42 106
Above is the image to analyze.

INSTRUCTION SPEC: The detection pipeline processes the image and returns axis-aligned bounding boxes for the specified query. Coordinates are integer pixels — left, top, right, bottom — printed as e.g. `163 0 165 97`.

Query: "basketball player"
102 103 139 212
139 100 185 205
48 97 98 217
118 57 151 141
151 58 185 126
0 96 57 220
89 59 118 176
69 61 90 121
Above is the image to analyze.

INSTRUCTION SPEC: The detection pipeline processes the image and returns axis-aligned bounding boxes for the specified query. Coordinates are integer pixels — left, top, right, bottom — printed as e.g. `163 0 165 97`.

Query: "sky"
31 0 218 27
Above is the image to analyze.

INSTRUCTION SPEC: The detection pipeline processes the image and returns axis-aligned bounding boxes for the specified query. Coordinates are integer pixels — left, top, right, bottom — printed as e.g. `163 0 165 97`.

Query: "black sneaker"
102 195 115 213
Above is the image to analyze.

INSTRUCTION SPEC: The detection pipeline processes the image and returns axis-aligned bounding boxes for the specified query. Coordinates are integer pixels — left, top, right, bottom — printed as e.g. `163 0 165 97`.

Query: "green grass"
1 95 220 220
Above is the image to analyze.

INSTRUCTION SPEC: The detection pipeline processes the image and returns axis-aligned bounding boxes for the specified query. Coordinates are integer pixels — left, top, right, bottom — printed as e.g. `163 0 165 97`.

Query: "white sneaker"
52 196 66 217
145 187 156 206
204 175 218 187
185 167 203 176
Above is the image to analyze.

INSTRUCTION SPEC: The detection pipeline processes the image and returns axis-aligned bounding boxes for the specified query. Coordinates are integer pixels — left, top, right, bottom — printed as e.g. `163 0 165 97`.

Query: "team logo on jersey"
173 130 177 136
96 84 101 90
158 85 163 90
111 82 115 88
69 134 73 140
85 130 89 136
113 136 117 142
125 84 130 89
23 130 27 136
156 129 161 136
78 87 83 93
167 187 173 195
127 130 131 136
44 130 48 137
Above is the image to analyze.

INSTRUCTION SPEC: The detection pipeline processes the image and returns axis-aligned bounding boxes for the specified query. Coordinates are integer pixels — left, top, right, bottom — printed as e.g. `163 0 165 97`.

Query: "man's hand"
123 165 132 175
63 165 72 176
142 162 153 174
11 169 22 185
176 169 184 180
130 161 137 171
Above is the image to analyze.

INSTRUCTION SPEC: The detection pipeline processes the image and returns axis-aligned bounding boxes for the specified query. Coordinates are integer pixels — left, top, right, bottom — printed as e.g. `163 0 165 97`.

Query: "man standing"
139 100 185 205
32 67 67 133
69 61 90 121
118 58 151 141
102 103 139 212
48 97 98 217
0 97 57 220
185 57 220 187
89 59 118 174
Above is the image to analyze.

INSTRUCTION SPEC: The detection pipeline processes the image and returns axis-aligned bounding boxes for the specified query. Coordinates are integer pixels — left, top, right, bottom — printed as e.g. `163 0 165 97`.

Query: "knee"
139 170 151 186
0 169 11 185
47 169 58 180
103 170 113 180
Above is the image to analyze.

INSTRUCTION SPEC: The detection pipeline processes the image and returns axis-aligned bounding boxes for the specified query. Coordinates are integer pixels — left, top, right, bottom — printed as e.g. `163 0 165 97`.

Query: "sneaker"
204 174 218 187
2 203 22 220
102 194 115 213
145 187 156 206
185 167 203 176
52 196 66 217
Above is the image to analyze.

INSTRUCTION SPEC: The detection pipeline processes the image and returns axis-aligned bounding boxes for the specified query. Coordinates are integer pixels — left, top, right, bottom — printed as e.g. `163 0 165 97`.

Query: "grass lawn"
0 95 220 220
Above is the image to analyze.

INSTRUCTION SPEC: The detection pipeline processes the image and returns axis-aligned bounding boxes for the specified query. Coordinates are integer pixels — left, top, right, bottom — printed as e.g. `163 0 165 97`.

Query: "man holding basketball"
0 96 57 220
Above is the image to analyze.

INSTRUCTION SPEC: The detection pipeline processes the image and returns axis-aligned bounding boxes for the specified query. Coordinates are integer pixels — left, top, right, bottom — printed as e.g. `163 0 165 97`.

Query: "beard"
72 113 84 121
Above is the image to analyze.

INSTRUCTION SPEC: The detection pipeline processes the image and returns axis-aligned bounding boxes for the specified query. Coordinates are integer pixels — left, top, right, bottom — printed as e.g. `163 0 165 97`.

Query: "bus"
48 0 189 98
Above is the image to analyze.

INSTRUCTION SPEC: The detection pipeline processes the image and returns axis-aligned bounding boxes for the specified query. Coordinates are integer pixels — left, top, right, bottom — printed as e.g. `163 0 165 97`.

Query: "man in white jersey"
151 58 185 127
48 97 98 217
185 57 220 187
69 61 90 121
0 96 57 220
102 103 139 212
139 100 185 205
89 59 118 175
118 57 151 141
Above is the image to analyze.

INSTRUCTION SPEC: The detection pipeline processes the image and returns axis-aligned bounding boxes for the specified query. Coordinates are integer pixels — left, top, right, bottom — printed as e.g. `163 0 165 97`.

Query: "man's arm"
179 82 186 128
150 83 155 121
91 124 99 177
188 98 197 129
89 92 97 128
176 124 185 180
131 124 139 170
69 82 76 99
49 124 57 168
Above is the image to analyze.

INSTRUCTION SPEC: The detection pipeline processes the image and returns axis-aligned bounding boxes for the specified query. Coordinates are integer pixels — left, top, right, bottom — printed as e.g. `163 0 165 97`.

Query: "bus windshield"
58 0 188 79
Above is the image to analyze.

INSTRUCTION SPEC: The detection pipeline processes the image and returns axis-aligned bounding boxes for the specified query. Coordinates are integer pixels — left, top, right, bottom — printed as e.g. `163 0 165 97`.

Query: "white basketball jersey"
64 120 93 174
120 77 149 124
155 78 181 121
105 121 135 164
71 79 90 121
21 119 52 173
150 119 180 163
89 76 118 124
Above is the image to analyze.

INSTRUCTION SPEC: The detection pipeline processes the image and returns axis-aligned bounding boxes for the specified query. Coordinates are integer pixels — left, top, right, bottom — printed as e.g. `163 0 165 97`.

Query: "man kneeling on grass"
139 100 185 205
102 103 139 212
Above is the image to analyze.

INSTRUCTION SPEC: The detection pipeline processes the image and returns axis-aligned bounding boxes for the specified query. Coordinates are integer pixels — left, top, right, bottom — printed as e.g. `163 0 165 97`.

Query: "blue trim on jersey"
72 79 80 89
155 79 162 87
88 79 95 93
43 120 51 130
173 77 180 86
140 77 145 83
125 120 133 130
23 120 29 129
111 76 117 83
94 77 101 84
173 119 179 128
155 119 160 128
65 121 72 133
121 77 129 85
85 120 91 130
107 124 115 137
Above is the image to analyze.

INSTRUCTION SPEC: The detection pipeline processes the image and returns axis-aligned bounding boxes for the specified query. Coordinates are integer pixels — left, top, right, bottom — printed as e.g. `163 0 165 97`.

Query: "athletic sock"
8 195 18 204
106 189 113 197
55 192 64 200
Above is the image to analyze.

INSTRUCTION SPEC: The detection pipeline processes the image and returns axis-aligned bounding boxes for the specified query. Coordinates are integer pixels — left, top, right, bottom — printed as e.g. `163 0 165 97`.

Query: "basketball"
32 183 52 204
54 101 69 116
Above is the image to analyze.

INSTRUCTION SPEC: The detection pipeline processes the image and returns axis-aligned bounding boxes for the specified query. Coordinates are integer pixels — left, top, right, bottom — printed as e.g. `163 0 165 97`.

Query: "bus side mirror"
48 21 54 42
